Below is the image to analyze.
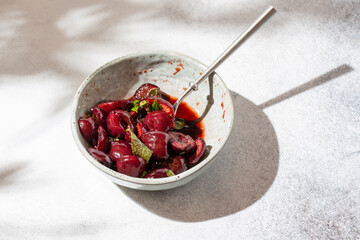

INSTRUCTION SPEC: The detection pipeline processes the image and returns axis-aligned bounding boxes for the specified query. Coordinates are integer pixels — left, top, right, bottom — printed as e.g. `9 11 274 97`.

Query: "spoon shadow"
119 91 279 222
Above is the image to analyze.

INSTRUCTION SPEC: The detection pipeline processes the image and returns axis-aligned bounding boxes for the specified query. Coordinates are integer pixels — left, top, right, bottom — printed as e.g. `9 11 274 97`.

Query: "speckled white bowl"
71 51 234 191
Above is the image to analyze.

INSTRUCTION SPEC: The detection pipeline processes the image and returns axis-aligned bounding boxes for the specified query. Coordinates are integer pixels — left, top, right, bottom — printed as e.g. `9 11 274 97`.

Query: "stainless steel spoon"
173 6 277 114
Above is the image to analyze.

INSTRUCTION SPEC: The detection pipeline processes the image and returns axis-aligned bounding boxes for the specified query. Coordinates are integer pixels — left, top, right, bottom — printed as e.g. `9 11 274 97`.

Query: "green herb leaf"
165 169 175 177
151 98 162 112
140 171 147 178
148 89 158 97
130 100 140 112
139 100 148 108
173 118 186 130
126 129 152 164
91 114 99 124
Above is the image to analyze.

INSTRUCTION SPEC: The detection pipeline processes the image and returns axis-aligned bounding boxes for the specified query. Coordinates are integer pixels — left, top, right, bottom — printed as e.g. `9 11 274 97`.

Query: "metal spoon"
173 6 276 114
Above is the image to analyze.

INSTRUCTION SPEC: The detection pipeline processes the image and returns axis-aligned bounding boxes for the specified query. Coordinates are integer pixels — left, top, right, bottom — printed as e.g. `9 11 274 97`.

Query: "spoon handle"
173 6 276 113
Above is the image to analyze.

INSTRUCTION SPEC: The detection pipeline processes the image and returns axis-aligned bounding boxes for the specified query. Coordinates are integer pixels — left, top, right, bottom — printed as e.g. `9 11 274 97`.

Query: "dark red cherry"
124 131 131 143
141 131 170 160
136 121 148 138
143 97 175 121
144 111 173 132
107 110 136 138
89 147 113 168
78 117 98 146
96 125 108 152
168 156 187 174
133 83 160 100
188 138 207 166
98 100 130 113
144 168 174 178
109 140 133 162
116 155 145 177
90 106 107 128
169 132 196 154
130 110 138 119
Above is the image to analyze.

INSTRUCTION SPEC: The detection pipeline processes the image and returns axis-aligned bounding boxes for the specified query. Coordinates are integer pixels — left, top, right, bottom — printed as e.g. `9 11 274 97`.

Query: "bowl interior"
72 51 233 190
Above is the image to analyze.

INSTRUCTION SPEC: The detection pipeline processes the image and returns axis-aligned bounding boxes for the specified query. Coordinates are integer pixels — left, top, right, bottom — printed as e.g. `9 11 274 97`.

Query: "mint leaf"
140 171 147 178
131 100 140 112
165 169 175 177
174 118 186 130
148 89 158 97
139 100 148 108
126 129 152 164
151 98 162 112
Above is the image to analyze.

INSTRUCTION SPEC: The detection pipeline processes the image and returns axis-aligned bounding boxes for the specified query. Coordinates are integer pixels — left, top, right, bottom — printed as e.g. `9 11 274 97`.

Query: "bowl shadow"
119 90 279 222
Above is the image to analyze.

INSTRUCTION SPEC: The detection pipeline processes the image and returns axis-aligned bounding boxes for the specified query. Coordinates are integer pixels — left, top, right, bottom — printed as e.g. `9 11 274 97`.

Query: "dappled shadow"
259 64 354 109
120 91 279 222
0 162 28 188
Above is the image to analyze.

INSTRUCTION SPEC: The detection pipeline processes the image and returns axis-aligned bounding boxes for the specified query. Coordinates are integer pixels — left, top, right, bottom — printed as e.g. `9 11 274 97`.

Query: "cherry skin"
142 97 175 122
88 147 113 168
168 156 187 174
169 131 196 154
96 125 108 152
133 83 160 100
116 155 145 177
141 131 170 160
107 110 135 138
98 99 129 113
188 138 207 166
109 140 133 162
90 106 107 128
144 111 173 132
136 121 148 138
144 168 173 178
78 117 98 146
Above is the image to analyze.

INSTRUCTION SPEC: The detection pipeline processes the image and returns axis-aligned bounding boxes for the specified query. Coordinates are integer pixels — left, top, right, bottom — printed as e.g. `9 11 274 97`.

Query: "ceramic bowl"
71 51 234 191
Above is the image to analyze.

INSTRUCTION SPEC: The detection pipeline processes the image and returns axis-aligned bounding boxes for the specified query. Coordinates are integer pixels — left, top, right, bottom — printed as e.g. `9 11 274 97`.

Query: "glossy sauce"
168 96 205 139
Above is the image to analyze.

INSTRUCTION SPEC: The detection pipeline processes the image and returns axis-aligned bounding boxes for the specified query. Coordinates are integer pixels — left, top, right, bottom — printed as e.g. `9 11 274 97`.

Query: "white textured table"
1 0 359 239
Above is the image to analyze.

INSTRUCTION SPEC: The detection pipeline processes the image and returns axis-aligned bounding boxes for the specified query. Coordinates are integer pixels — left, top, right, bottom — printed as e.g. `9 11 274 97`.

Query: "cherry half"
144 168 174 178
107 110 136 138
78 117 98 146
90 106 107 128
109 140 133 162
116 155 145 177
133 83 160 100
144 111 173 132
141 131 170 160
169 131 196 154
98 100 130 113
89 147 113 168
188 138 207 166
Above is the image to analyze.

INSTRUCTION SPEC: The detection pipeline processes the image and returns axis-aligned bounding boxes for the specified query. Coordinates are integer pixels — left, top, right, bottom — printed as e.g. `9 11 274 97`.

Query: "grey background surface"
0 0 359 239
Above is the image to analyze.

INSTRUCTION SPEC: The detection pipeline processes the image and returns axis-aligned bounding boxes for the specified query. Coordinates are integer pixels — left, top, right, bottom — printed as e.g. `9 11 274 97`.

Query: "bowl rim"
70 50 234 186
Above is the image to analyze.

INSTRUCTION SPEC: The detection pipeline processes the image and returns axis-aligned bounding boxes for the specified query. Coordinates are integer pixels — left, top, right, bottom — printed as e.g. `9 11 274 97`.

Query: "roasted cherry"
98 100 129 113
168 156 187 174
144 168 174 178
109 140 133 162
144 111 173 132
96 125 108 152
107 110 136 138
90 106 107 128
169 131 196 154
188 138 207 166
78 117 98 146
89 147 113 168
141 131 170 160
133 83 160 100
116 155 145 177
